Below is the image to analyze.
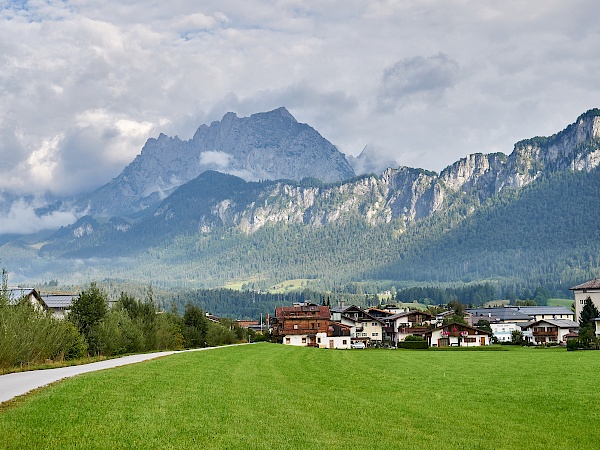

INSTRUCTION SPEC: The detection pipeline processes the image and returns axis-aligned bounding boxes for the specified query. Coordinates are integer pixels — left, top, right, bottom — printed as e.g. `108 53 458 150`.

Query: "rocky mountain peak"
75 107 355 218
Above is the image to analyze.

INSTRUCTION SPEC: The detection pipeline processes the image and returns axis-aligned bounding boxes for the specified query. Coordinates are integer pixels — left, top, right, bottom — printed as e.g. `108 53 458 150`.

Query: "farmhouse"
570 279 600 322
424 322 491 347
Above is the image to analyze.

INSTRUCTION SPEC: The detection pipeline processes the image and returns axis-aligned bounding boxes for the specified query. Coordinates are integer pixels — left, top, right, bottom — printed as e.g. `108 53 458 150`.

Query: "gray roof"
467 308 532 321
41 295 75 309
508 306 573 316
522 319 579 329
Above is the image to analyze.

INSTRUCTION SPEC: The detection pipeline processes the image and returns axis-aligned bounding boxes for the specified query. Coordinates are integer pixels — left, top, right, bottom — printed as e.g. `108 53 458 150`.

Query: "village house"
330 305 384 345
468 307 533 325
490 322 521 343
271 303 331 347
520 319 579 345
424 322 492 347
570 279 600 322
385 310 434 345
39 293 76 319
5 288 46 310
467 306 575 343
270 302 351 349
506 305 574 322
4 288 76 319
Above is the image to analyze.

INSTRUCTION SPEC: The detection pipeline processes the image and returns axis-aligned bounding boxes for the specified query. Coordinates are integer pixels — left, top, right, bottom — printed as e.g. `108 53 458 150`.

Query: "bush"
398 341 429 349
0 301 87 369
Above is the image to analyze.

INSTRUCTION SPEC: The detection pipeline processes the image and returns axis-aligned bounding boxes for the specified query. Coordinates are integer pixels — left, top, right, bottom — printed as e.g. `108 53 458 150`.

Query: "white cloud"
0 199 78 235
0 0 599 206
199 151 232 169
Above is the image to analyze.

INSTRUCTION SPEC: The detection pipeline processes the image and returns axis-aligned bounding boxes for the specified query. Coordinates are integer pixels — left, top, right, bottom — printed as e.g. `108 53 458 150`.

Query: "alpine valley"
2 107 600 299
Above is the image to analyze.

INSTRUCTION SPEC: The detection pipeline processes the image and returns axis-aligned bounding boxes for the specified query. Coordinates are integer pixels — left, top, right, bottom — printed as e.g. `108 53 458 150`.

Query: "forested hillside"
369 169 600 296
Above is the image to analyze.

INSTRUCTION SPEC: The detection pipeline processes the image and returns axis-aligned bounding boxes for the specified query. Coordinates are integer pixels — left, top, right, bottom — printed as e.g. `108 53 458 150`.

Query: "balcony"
532 330 558 337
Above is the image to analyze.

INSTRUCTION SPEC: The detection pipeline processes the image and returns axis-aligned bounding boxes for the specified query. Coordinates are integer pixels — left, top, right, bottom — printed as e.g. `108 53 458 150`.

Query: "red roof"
570 279 600 290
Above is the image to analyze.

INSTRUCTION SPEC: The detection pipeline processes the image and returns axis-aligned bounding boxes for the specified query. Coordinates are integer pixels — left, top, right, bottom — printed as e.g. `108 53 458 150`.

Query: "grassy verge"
0 355 110 376
1 344 599 449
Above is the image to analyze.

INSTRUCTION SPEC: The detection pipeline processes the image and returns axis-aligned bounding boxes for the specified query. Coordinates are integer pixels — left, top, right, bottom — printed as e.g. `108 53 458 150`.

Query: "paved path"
0 344 247 405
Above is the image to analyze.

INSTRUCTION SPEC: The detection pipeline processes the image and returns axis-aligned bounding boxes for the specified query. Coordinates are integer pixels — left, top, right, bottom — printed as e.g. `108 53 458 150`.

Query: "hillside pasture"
1 344 598 449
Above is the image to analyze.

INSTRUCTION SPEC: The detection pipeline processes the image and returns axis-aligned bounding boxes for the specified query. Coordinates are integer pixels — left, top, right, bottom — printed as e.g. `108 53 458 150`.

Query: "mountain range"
1 107 600 299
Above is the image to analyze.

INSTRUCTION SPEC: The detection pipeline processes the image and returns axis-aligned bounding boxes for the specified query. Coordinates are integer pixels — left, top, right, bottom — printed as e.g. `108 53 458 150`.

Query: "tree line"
0 281 259 371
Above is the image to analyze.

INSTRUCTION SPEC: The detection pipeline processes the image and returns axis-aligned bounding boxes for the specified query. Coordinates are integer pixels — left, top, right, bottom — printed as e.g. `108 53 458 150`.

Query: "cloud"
0 0 599 210
378 53 460 111
199 151 232 169
0 198 78 235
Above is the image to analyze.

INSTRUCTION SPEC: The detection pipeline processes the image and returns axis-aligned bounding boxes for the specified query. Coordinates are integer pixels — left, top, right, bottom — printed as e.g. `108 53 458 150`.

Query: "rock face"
440 109 600 198
59 109 600 246
76 107 355 217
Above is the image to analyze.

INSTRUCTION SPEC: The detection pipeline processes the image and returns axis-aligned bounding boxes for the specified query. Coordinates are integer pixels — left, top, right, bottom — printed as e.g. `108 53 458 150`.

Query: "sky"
1 0 600 209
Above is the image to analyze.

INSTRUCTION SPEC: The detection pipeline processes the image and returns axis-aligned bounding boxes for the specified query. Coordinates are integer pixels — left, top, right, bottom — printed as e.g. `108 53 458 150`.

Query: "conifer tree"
578 296 599 341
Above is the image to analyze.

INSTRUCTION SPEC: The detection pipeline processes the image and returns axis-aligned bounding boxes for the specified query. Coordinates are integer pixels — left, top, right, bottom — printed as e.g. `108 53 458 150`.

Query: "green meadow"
1 344 599 449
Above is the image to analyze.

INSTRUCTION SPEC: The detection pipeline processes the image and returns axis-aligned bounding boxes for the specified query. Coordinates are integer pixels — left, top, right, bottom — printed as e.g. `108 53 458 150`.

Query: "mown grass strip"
0 344 599 449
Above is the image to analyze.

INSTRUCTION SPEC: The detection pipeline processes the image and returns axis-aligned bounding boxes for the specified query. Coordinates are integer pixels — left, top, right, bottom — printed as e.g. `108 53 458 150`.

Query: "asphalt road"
0 344 247 405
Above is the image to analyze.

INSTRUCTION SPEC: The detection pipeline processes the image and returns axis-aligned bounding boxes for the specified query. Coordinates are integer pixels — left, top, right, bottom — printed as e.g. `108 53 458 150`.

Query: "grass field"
1 344 599 449
547 298 574 308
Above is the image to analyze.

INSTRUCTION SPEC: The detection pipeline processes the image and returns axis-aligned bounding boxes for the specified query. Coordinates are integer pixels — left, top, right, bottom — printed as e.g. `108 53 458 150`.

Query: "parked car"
351 341 366 349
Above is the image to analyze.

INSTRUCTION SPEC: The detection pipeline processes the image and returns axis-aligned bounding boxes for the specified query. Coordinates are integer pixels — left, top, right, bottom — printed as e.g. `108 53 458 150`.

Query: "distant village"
7 278 600 350
268 279 600 349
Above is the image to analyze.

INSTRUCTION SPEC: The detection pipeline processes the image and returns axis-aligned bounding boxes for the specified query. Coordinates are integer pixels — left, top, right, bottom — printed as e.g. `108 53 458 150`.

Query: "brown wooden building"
271 303 331 345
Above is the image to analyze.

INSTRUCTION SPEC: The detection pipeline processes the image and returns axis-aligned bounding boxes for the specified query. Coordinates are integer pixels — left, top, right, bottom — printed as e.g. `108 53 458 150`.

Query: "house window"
343 340 347 345
294 324 298 330
311 323 314 329
301 337 306 343
372 322 377 327
317 338 321 344
464 337 476 343
285 337 290 344
372 333 379 337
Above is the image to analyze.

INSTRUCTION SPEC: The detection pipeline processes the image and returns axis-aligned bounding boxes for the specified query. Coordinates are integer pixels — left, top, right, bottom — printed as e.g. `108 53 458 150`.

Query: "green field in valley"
1 344 599 449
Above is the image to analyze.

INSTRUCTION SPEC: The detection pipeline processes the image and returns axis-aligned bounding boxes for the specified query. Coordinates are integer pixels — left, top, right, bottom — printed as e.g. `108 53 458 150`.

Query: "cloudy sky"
2 0 600 203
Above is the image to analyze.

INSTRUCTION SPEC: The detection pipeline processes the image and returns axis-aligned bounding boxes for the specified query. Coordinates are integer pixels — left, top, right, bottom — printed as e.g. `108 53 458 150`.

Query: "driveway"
0 344 247 405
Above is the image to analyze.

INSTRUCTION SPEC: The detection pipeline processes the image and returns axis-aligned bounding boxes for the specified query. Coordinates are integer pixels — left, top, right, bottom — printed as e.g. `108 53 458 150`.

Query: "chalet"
570 279 600 322
365 307 395 319
520 319 579 345
330 305 384 345
424 322 492 348
386 310 434 345
271 303 331 347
